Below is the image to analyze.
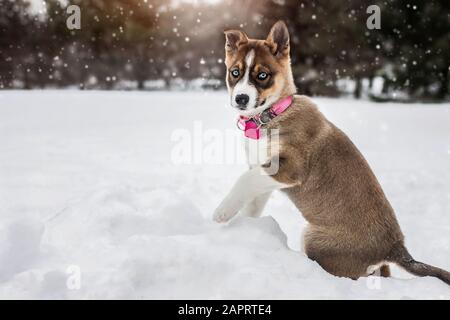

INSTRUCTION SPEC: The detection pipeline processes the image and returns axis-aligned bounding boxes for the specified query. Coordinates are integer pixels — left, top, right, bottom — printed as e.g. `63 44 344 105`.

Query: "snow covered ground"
0 90 449 299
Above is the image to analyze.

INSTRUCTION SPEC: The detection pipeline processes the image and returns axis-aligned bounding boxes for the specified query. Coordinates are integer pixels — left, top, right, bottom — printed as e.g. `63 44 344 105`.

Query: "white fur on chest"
243 131 279 168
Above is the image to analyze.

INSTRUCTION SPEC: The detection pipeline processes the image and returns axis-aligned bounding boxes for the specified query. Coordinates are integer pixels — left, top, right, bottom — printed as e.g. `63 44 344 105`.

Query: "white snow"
0 90 449 299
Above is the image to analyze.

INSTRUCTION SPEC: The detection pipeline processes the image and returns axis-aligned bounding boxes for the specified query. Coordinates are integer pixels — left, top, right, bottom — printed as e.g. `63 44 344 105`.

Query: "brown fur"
265 96 404 278
379 265 391 277
224 21 450 284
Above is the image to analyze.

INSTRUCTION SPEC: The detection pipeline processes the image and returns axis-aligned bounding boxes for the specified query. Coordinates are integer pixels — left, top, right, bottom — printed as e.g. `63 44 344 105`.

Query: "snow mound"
0 218 44 282
0 185 307 299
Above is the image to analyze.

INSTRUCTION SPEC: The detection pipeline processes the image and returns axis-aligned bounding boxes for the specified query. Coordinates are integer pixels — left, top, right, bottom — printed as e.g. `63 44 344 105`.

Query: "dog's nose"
235 94 249 108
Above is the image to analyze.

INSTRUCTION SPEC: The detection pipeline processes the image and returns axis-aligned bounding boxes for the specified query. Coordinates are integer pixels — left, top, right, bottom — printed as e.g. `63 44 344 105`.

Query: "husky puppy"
213 21 450 284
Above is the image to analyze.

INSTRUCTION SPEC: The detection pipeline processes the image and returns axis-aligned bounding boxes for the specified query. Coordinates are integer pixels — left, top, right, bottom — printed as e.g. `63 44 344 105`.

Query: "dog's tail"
387 242 450 285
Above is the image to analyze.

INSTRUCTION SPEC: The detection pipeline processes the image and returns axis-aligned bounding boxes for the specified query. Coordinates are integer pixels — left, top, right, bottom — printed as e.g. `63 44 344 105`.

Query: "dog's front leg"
213 167 286 223
240 192 271 218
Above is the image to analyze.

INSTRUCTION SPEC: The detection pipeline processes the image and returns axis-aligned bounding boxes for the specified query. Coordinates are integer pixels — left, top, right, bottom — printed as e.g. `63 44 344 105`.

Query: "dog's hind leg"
366 263 391 277
240 192 271 218
303 225 368 279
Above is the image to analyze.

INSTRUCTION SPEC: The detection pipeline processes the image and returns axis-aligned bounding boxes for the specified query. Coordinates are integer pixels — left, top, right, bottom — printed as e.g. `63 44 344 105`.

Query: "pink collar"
237 95 293 140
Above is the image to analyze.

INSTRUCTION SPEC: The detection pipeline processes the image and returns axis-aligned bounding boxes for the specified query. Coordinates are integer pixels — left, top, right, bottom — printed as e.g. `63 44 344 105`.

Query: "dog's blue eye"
231 69 240 78
258 72 268 80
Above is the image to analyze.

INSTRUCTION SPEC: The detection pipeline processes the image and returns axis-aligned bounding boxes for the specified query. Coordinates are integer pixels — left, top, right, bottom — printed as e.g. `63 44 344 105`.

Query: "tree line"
0 0 448 101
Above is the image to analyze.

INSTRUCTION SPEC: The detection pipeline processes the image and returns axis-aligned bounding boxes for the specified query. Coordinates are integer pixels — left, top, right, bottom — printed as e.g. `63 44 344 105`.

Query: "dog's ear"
224 30 248 52
265 20 290 57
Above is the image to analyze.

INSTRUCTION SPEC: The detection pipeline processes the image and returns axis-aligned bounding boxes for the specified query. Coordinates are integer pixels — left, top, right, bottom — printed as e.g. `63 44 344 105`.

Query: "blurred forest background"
0 0 449 101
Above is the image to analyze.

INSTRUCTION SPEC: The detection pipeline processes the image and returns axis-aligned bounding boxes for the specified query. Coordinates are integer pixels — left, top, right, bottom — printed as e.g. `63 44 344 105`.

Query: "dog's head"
224 21 296 117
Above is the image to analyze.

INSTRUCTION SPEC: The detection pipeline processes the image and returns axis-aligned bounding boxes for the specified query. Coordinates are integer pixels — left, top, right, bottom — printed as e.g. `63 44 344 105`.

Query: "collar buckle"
257 109 275 125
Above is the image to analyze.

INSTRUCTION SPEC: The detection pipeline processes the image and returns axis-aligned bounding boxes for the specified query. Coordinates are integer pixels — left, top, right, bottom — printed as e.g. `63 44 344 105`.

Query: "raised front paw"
213 204 238 223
